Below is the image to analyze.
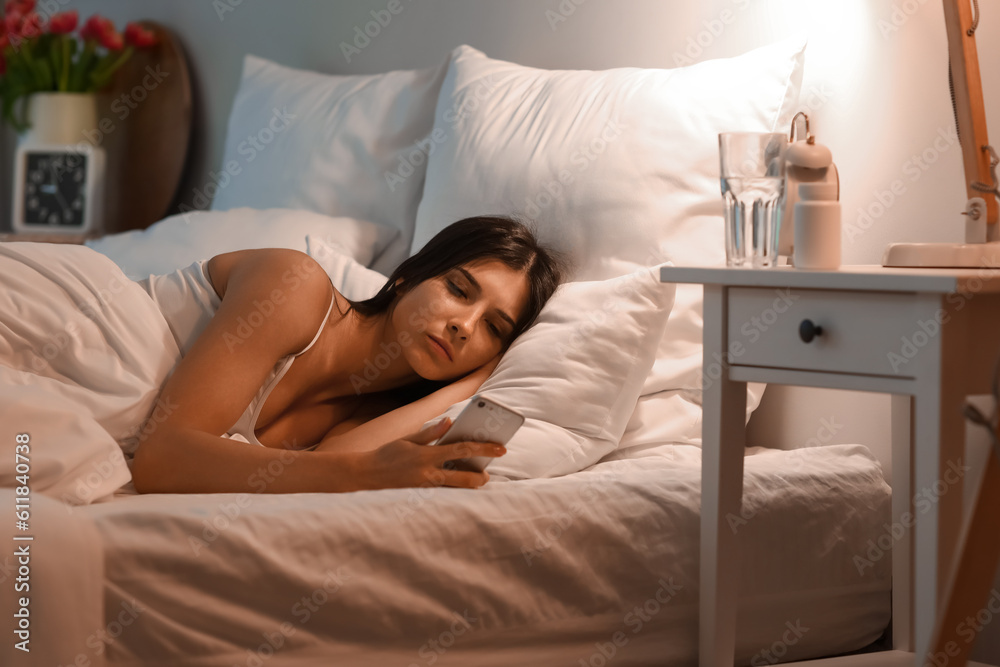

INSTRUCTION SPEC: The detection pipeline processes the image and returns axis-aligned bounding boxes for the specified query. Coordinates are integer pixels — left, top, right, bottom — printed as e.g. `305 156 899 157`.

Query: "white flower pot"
18 92 99 146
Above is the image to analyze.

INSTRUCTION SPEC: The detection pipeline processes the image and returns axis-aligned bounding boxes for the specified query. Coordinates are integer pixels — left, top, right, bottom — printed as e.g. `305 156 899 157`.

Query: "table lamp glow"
882 0 1000 267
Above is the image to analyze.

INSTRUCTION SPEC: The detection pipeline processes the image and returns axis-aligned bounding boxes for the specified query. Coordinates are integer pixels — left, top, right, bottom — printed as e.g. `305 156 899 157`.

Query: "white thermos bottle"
793 182 841 270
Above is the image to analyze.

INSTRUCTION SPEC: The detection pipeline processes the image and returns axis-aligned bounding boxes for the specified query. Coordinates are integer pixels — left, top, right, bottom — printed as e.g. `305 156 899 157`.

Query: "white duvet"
0 242 178 505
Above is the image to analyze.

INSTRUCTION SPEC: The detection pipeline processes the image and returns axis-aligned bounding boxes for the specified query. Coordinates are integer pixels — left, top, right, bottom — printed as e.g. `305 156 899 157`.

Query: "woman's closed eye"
447 279 503 338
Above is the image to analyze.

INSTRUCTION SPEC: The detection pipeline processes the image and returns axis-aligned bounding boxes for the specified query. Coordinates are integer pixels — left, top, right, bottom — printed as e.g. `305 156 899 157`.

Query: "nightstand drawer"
726 287 923 377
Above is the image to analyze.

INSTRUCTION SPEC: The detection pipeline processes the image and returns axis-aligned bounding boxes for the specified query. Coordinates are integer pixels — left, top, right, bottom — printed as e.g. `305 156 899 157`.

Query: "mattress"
71 443 892 667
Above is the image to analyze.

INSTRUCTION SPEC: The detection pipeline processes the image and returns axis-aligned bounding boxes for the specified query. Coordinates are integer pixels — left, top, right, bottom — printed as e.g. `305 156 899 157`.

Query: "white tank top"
138 259 334 451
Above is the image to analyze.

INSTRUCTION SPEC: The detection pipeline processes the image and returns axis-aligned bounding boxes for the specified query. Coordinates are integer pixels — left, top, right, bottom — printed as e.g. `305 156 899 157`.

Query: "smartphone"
429 395 525 472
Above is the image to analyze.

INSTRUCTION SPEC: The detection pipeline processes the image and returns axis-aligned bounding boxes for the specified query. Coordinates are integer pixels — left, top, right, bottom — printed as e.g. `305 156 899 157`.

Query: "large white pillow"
210 53 451 275
412 40 805 451
421 264 677 480
85 208 397 282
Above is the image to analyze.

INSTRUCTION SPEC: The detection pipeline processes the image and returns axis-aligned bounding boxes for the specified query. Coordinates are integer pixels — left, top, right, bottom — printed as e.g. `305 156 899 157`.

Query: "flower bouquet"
0 0 158 133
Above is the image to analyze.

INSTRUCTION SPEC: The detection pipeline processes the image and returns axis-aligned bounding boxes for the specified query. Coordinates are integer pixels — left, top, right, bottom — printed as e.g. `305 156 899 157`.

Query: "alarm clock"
12 143 105 236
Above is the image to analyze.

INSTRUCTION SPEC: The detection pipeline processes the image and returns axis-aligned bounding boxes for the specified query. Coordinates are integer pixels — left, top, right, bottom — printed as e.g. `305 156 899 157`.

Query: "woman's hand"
355 417 506 490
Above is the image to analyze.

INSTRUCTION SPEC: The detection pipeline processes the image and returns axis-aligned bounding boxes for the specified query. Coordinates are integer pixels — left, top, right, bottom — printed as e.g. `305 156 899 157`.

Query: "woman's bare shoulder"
206 248 330 302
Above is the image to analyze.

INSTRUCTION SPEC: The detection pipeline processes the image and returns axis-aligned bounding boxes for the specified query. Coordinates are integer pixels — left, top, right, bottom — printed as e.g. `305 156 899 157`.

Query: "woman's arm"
132 248 338 494
313 354 502 455
133 427 366 493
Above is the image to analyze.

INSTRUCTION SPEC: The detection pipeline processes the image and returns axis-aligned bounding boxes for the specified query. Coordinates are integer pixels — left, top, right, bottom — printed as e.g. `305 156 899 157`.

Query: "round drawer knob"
799 319 823 343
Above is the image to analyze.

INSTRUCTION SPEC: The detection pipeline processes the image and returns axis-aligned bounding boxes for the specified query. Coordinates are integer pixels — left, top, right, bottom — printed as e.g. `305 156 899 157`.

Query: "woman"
131 215 567 495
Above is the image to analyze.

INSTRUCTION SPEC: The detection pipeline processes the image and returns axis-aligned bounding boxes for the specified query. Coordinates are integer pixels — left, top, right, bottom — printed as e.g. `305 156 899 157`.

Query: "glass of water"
719 132 787 268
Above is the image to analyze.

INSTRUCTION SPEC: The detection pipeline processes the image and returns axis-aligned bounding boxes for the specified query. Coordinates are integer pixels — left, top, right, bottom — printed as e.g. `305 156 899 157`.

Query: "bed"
1 37 893 667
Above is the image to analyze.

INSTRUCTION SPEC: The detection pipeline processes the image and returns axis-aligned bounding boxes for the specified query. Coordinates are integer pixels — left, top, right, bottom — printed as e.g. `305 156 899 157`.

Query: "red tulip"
18 10 42 38
48 9 76 34
124 22 157 48
80 14 114 42
99 28 122 50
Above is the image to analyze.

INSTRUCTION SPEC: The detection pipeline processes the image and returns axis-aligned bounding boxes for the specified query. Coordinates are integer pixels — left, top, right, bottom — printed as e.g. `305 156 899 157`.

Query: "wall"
2 0 999 661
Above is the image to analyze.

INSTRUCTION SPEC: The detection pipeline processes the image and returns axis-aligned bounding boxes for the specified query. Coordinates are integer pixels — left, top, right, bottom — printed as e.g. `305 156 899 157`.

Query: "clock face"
21 151 88 228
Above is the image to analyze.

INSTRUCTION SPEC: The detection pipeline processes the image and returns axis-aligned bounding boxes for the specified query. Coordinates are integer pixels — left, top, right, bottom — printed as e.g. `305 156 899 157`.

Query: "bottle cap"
798 182 838 201
786 137 833 169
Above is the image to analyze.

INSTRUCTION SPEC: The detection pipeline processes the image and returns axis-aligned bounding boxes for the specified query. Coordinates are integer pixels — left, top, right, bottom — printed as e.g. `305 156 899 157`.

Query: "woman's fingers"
430 441 506 465
408 417 452 445
427 467 491 489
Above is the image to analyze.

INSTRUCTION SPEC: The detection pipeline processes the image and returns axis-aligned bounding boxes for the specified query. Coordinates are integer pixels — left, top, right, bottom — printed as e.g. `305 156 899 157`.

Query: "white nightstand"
660 265 1000 667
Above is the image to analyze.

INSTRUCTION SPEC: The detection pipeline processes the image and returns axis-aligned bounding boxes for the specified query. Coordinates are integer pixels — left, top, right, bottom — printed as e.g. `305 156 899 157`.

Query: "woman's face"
390 259 531 380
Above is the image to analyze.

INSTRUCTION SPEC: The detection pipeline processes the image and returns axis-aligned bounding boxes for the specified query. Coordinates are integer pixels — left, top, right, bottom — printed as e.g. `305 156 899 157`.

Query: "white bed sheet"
77 443 891 667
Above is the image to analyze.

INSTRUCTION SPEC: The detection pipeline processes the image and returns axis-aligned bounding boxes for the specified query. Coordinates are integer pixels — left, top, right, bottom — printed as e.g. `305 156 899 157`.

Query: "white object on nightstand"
793 182 841 270
660 264 1000 667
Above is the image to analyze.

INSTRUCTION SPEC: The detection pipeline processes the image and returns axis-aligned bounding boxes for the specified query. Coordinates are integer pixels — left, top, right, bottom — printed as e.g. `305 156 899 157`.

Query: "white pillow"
86 208 397 281
306 234 388 301
210 53 451 276
413 40 805 452
421 264 677 480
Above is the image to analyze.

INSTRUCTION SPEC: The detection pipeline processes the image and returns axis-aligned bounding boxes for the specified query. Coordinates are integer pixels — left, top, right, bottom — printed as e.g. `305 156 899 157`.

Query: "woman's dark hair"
344 214 568 348
340 215 569 399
